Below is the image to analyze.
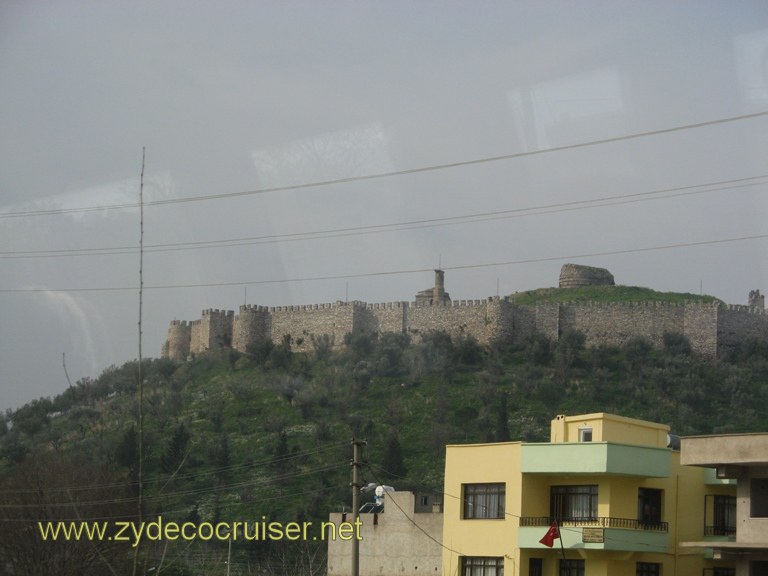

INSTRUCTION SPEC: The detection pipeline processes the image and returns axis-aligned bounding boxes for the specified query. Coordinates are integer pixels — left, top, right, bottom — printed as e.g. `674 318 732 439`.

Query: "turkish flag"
539 521 560 547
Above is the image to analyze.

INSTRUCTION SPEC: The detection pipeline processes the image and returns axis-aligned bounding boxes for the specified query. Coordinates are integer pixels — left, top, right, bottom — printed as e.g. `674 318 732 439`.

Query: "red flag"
539 521 560 547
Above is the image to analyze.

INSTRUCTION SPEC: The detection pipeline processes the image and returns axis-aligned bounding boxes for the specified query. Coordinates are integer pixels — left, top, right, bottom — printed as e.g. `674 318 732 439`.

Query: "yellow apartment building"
443 413 738 576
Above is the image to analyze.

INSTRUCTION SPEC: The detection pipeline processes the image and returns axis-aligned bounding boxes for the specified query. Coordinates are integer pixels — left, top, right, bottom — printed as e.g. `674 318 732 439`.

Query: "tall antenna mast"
133 147 146 576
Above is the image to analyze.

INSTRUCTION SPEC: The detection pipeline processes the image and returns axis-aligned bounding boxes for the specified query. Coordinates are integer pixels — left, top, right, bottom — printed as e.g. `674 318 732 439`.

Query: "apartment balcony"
521 442 670 477
518 516 669 553
704 525 736 538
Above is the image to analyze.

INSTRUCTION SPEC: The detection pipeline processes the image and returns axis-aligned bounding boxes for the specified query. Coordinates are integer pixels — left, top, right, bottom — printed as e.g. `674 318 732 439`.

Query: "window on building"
712 495 736 535
638 488 663 526
551 485 598 521
711 568 736 576
559 559 584 576
463 483 505 519
579 427 593 442
462 556 504 576
529 558 543 576
750 561 768 576
636 562 661 576
750 479 768 518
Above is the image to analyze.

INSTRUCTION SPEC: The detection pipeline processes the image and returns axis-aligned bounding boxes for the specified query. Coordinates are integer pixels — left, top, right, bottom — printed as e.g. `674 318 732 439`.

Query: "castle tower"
163 320 191 362
748 289 765 309
232 305 271 353
190 309 234 353
433 269 446 303
415 269 451 304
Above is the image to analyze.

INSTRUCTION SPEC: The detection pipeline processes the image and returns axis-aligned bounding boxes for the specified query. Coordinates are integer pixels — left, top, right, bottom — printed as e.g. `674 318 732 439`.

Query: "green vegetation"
1 330 767 574
508 285 722 306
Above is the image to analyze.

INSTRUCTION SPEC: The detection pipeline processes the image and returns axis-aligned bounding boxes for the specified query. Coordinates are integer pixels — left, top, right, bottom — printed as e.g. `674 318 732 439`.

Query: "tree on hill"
160 422 190 474
381 432 407 481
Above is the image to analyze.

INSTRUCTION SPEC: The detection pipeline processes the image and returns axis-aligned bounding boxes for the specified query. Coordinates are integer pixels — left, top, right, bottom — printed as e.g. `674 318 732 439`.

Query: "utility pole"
350 438 366 576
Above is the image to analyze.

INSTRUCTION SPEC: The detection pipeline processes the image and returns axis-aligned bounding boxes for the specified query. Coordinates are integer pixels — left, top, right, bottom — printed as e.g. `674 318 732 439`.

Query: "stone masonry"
559 263 615 288
162 265 768 361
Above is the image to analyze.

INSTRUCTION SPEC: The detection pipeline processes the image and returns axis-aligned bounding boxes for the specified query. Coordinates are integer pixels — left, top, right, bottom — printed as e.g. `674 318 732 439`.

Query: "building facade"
442 413 738 576
326 491 443 576
681 433 768 576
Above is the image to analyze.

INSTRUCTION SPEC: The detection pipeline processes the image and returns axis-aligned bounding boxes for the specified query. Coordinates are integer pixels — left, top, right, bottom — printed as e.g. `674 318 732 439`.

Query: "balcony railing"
520 516 668 532
704 525 736 537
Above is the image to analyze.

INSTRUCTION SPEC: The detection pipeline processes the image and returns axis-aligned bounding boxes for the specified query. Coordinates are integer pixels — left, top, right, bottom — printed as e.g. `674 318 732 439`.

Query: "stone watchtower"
415 269 451 304
559 263 615 288
748 289 765 309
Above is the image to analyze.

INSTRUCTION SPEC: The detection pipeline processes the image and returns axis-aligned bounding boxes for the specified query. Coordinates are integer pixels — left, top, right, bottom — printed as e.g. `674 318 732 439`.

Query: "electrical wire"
0 440 349 495
2 110 766 220
0 460 347 510
2 174 766 260
2 231 767 293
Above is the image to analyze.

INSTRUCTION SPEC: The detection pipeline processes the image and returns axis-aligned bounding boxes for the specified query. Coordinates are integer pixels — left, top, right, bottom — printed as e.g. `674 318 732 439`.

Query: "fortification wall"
358 301 408 335
683 304 719 356
269 302 355 352
534 303 561 341
509 303 536 341
163 290 768 362
232 305 271 353
560 301 686 349
164 320 191 361
405 299 502 344
717 305 768 354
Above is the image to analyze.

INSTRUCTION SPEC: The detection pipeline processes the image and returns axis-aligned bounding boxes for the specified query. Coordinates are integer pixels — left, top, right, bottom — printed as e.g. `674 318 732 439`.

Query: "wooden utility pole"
351 438 366 576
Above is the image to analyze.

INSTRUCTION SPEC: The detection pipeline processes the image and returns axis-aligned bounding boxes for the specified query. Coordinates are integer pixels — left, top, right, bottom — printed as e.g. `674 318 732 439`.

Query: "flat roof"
681 434 768 467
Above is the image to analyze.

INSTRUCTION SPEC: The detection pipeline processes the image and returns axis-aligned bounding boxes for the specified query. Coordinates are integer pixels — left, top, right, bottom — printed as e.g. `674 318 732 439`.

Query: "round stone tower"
559 264 615 288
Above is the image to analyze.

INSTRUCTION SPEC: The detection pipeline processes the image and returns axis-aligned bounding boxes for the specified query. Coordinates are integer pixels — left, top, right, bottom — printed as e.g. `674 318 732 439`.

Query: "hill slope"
1 330 767 574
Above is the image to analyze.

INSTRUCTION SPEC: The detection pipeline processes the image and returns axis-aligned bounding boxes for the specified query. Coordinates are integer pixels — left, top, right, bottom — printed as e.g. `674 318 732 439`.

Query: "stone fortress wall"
162 265 768 361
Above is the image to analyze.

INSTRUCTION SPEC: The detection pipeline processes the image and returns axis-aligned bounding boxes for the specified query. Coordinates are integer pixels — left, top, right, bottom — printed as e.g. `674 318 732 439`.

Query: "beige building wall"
327 491 443 576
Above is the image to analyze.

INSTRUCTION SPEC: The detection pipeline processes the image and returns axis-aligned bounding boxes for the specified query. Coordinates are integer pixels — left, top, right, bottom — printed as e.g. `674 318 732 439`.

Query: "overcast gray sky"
2 1 767 411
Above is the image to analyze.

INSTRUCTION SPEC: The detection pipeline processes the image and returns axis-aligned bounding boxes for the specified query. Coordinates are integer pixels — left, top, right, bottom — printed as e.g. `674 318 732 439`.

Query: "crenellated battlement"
269 301 349 313
202 308 234 317
548 299 720 309
365 301 408 310
723 304 768 315
239 304 270 313
162 265 768 362
411 298 491 308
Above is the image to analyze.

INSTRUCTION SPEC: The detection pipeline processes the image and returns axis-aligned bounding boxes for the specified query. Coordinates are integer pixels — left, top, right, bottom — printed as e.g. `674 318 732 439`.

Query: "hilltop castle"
162 264 768 361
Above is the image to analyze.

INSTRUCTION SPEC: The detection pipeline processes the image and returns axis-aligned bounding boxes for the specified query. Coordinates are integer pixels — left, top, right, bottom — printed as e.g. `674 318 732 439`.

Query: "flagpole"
556 518 566 561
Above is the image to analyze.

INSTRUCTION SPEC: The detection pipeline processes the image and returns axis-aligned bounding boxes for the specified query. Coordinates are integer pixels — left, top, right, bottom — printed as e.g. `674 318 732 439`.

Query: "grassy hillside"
509 285 722 306
1 330 767 574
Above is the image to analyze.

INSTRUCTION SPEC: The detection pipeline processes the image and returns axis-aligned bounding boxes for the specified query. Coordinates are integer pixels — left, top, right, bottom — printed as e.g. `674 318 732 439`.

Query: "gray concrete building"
681 433 768 576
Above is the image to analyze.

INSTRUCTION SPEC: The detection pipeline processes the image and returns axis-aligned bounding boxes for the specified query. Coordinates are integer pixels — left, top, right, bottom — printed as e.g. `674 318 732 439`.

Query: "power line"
2 110 766 220
0 441 348 495
2 231 767 294
3 174 766 260
0 460 347 510
367 463 679 553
